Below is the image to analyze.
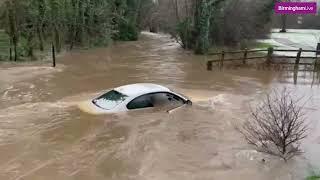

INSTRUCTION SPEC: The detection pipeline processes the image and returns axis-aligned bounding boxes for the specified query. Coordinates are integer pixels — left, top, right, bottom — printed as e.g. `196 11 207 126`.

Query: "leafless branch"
240 88 309 161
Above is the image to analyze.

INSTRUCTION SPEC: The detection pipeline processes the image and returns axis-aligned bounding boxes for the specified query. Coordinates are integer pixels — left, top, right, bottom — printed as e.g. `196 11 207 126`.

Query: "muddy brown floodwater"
1 32 320 180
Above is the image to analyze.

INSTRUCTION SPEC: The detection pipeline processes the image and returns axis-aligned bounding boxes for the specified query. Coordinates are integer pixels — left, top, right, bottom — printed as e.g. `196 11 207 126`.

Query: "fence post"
316 59 320 71
295 48 302 65
315 44 320 70
14 45 17 61
52 43 56 67
316 43 320 57
266 47 273 66
243 48 248 64
293 68 298 85
293 48 302 83
220 50 225 69
9 47 12 61
207 61 213 71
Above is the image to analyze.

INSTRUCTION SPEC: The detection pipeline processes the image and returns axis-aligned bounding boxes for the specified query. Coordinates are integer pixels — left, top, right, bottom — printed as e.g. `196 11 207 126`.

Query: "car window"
127 92 185 110
93 90 128 110
127 94 154 110
150 92 184 107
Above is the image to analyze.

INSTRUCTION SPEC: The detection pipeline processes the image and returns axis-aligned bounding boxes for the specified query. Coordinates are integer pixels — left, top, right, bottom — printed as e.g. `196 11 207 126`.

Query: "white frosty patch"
259 29 320 57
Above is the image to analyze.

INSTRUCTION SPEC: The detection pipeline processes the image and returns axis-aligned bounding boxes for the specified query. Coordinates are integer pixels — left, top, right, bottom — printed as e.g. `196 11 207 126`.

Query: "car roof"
114 83 171 97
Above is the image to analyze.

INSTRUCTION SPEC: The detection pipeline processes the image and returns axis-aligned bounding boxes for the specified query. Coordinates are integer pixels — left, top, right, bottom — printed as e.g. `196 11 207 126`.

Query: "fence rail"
206 47 320 71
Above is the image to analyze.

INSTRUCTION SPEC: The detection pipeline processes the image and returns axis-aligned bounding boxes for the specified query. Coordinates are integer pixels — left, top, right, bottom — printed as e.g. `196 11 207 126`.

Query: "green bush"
117 21 139 41
91 29 113 47
17 37 29 58
176 18 194 49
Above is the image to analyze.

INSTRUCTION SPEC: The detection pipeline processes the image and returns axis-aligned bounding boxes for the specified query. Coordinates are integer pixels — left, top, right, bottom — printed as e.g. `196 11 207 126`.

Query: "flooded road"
1 32 320 180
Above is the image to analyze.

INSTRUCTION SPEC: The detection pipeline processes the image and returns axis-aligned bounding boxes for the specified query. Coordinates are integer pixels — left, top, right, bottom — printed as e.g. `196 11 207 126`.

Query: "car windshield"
93 90 128 110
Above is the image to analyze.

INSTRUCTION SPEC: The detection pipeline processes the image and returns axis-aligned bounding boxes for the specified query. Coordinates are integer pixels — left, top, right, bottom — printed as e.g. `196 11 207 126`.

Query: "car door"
149 92 185 111
126 92 185 112
126 94 154 111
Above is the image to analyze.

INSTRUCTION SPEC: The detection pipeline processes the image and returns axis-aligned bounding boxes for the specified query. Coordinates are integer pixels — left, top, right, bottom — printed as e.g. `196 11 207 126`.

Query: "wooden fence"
206 47 320 71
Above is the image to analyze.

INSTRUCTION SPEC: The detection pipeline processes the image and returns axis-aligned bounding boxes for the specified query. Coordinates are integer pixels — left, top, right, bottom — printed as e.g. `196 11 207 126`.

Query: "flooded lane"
0 32 320 180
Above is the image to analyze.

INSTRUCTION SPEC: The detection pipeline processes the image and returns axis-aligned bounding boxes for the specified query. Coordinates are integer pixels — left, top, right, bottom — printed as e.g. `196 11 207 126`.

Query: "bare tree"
279 0 296 33
240 88 309 161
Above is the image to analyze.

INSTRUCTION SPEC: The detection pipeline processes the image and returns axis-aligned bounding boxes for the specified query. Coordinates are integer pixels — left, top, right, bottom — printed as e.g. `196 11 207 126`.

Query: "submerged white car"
79 83 192 114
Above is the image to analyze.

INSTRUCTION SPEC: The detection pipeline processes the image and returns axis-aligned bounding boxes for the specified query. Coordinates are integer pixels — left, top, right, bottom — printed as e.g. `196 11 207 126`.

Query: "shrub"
176 18 194 49
240 88 309 161
117 21 139 41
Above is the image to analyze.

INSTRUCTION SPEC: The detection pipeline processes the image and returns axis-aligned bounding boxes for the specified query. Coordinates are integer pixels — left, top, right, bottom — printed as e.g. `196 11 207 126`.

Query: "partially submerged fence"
206 47 320 71
0 30 56 67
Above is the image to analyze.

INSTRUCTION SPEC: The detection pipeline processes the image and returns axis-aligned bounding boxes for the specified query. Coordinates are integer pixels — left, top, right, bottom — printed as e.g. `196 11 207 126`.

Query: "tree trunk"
54 27 61 53
9 38 12 61
37 0 46 51
78 0 85 45
49 0 62 53
86 0 94 35
70 0 78 49
194 0 210 54
7 0 19 61
9 47 12 61
37 27 44 51
52 42 56 67
173 0 180 22
184 0 189 17
280 15 287 33
14 41 17 61
27 33 35 59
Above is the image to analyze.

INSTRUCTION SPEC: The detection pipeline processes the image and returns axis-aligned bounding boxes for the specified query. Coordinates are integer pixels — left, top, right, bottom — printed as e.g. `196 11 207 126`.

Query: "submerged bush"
240 88 309 161
117 21 139 41
176 18 194 49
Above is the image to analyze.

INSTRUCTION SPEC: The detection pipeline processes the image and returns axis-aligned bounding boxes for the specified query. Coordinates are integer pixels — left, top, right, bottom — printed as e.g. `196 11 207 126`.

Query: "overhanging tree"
194 0 226 54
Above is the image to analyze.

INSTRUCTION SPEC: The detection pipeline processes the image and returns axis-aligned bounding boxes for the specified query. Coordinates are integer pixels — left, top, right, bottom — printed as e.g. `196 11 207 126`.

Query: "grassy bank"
306 170 320 180
208 41 276 53
307 176 320 180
